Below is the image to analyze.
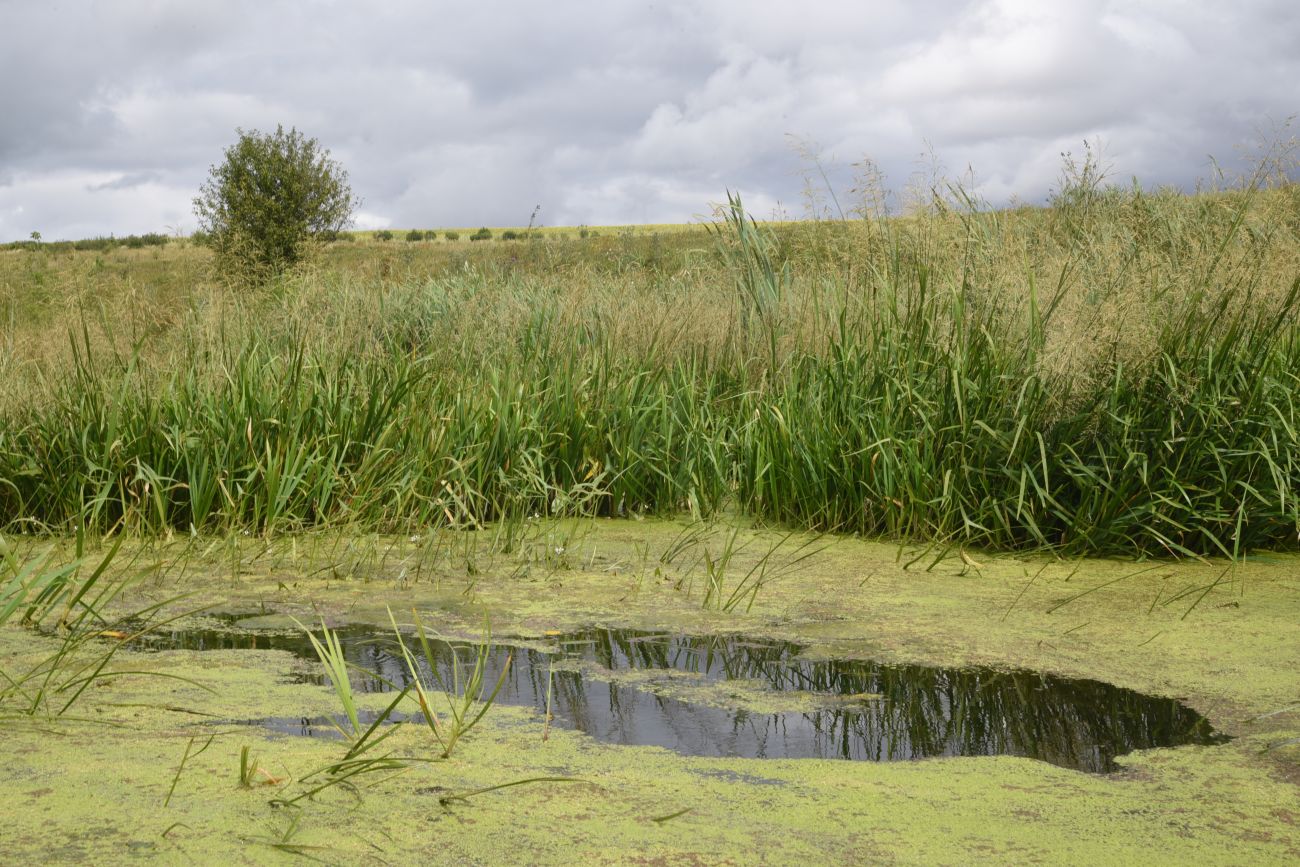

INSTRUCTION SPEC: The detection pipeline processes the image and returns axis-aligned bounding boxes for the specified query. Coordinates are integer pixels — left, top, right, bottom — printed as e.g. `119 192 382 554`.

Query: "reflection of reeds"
135 612 1225 772
559 628 1224 771
746 658 1223 771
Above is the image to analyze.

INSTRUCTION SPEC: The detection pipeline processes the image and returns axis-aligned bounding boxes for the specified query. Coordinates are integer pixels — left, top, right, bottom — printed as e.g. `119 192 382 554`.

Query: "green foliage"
237 744 274 788
391 610 511 758
698 528 829 612
501 230 519 241
405 230 425 242
130 233 168 248
3 161 1299 558
1 538 206 722
374 229 394 242
443 231 460 241
193 125 356 285
470 227 492 242
0 333 727 535
296 617 364 739
709 192 790 375
2 233 170 253
734 277 1300 556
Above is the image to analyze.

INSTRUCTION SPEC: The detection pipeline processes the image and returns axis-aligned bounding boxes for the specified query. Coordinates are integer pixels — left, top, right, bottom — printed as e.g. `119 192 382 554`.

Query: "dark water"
132 620 1229 772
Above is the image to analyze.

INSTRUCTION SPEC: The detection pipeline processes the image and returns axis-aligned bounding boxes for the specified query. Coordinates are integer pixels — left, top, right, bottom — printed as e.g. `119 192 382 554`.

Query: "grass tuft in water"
294 617 364 739
390 608 511 759
1 537 209 723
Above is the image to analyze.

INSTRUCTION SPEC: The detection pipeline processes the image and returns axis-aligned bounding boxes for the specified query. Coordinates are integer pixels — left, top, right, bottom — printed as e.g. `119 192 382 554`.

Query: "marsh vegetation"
4 150 1299 558
1 148 1298 862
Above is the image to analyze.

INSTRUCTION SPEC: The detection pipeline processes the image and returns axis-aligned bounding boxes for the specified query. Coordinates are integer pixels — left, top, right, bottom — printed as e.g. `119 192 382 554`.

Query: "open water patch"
131 620 1229 772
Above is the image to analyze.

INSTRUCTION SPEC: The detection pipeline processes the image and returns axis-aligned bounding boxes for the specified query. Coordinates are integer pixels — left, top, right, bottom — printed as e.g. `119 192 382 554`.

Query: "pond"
131 619 1230 773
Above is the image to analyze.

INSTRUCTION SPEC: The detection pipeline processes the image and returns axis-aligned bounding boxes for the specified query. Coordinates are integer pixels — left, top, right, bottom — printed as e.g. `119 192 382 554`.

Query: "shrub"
470 227 492 242
374 229 394 242
405 230 425 242
443 231 460 241
501 230 519 241
192 125 357 285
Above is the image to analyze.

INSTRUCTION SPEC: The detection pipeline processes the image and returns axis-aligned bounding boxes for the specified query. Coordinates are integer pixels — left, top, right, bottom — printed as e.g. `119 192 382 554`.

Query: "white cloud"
630 50 798 171
0 170 194 239
0 0 1295 240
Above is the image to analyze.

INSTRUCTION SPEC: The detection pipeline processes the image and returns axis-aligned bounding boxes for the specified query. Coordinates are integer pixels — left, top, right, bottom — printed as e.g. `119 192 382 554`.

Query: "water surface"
133 620 1229 772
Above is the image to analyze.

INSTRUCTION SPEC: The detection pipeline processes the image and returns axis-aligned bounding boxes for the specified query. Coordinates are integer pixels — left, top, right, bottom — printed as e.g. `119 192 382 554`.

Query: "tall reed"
1 161 1296 557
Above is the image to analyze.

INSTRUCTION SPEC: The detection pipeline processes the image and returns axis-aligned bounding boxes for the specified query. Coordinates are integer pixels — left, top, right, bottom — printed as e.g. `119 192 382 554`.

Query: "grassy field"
4 169 1299 557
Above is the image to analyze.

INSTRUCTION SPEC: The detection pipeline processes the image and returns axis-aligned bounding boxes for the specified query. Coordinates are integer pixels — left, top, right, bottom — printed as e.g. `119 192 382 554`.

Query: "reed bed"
1 166 1297 557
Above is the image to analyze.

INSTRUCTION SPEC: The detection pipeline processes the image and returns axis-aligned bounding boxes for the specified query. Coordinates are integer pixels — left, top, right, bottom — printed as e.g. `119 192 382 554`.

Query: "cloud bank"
1 0 1295 240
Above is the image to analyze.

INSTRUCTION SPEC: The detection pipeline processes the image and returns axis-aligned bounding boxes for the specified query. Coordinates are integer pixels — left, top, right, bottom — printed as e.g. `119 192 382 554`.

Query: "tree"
193 125 357 283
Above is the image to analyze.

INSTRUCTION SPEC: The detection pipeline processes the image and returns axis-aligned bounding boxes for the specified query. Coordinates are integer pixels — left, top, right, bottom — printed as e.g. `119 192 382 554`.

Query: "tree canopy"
194 125 357 283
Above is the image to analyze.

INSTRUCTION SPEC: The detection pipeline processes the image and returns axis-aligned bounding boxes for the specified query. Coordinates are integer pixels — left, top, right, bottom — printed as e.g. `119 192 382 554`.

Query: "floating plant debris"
132 621 1230 772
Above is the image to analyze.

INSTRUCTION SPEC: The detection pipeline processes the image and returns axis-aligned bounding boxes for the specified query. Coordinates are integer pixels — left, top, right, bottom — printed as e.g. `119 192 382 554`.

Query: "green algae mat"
2 520 1298 864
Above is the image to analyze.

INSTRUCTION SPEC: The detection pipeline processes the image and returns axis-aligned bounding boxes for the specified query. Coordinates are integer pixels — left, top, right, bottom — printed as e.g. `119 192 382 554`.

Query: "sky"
1 0 1296 241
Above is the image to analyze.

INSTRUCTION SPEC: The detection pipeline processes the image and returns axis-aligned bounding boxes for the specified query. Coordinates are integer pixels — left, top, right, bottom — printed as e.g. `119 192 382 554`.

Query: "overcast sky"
1 1 1296 241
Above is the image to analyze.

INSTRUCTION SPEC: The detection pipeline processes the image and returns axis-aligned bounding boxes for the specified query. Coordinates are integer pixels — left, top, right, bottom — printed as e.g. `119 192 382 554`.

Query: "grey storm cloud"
0 0 1296 240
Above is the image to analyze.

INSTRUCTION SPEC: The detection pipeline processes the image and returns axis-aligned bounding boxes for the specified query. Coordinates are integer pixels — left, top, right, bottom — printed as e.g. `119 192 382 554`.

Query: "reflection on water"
135 623 1229 772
